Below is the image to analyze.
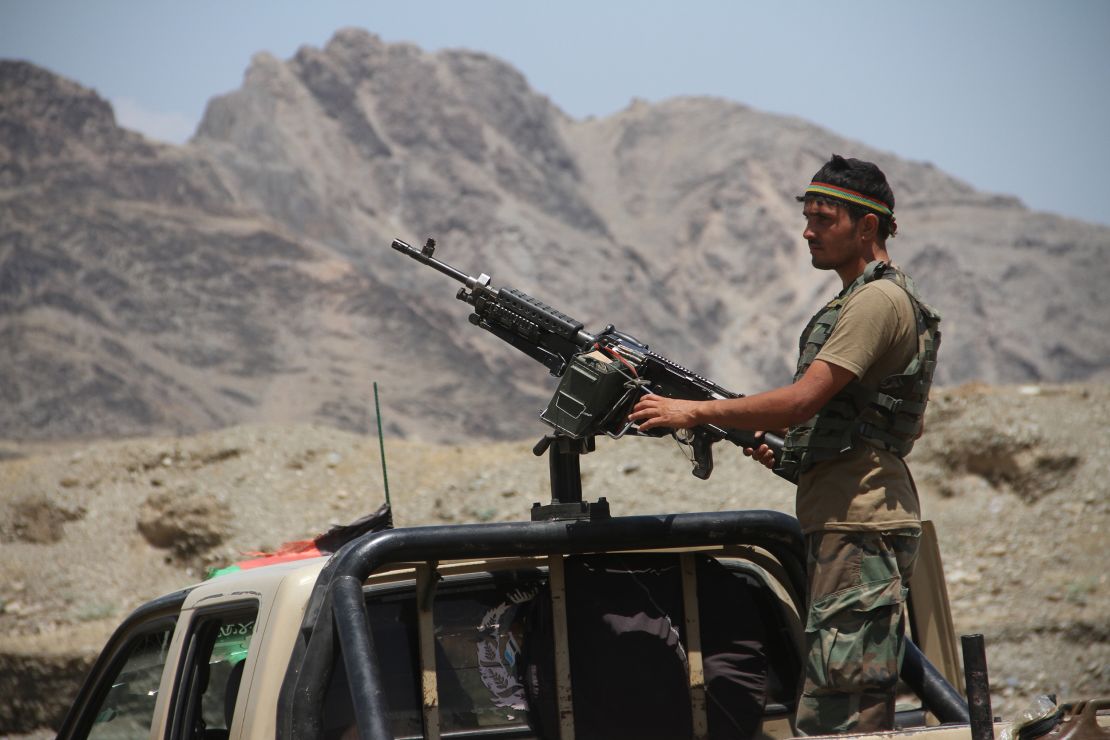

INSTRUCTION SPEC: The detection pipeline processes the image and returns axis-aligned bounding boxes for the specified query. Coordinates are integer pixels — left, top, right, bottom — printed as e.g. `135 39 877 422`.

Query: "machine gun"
392 237 786 483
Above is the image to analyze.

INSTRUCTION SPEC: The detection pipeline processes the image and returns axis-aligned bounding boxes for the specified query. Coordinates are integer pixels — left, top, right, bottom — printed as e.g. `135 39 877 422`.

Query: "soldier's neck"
837 243 890 287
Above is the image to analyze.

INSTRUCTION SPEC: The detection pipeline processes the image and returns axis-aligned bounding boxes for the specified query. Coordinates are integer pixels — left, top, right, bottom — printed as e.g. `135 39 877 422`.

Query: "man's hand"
628 394 703 432
743 433 778 470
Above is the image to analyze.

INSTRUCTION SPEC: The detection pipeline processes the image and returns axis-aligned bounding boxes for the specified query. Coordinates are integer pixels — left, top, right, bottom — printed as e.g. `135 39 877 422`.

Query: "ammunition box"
541 352 631 438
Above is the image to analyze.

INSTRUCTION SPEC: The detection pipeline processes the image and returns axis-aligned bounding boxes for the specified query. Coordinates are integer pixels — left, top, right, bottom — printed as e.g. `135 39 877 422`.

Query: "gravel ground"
0 382 1107 735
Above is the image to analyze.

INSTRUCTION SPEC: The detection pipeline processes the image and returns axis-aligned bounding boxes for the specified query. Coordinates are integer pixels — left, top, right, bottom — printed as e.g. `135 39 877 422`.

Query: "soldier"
630 154 941 734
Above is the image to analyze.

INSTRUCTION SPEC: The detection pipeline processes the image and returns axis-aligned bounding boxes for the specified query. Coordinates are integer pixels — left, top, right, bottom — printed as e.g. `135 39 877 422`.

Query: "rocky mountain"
3 29 1109 444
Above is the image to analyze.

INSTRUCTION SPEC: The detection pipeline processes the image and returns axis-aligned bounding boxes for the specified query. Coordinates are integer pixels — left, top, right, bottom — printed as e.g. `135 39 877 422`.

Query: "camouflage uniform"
794 529 920 735
778 260 939 734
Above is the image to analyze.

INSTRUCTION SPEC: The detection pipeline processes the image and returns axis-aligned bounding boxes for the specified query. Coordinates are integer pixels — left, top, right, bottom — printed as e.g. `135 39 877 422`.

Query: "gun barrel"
391 239 474 286
393 237 593 347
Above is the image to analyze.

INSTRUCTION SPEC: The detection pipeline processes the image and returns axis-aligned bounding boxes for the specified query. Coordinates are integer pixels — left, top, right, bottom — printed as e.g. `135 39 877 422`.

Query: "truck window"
84 622 175 739
169 605 257 740
324 570 544 739
432 574 543 733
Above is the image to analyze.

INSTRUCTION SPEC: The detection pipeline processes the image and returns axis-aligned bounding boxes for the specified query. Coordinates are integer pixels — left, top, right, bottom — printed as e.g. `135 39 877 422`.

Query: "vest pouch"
541 351 633 438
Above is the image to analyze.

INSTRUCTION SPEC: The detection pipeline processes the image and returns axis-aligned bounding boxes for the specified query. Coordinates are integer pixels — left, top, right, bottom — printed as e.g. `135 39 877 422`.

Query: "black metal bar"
339 512 804 585
962 633 995 740
334 574 392 740
901 638 971 723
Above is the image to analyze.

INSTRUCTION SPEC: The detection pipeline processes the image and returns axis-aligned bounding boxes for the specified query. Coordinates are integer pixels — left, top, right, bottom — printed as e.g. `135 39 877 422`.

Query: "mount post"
530 434 610 521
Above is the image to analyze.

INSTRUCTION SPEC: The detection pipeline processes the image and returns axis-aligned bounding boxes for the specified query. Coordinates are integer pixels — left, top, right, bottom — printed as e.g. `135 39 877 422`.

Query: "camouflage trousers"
795 529 920 736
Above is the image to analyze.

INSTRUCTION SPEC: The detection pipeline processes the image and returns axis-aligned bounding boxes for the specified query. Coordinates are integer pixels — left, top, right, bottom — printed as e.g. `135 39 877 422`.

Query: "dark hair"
799 154 898 240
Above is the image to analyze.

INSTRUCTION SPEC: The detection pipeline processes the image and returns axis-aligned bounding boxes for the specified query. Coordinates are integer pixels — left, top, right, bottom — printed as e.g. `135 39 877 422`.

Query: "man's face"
802 199 862 271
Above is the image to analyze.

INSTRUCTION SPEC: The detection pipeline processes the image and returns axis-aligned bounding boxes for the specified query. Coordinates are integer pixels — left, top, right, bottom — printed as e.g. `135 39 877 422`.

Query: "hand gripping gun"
392 237 786 481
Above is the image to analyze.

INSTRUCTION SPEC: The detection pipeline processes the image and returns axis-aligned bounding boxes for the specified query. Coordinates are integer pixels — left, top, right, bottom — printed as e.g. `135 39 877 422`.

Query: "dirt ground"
1 382 1107 735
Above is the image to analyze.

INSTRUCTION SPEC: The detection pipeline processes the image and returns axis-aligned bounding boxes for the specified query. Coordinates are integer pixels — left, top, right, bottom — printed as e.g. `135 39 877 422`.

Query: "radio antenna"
373 381 391 507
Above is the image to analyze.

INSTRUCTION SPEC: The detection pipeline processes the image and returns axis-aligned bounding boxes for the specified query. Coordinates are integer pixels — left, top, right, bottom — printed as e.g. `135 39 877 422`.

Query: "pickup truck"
55 492 986 740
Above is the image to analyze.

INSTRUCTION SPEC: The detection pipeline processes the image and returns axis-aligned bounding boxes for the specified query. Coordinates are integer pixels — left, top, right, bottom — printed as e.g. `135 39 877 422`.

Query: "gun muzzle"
390 238 422 259
391 237 473 285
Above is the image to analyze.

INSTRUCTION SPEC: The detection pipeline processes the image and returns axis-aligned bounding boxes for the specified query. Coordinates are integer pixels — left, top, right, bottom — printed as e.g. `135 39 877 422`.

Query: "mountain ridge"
2 31 1109 444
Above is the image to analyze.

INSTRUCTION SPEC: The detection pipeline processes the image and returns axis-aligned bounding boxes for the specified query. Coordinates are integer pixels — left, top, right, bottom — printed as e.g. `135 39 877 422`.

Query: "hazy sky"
3 0 1108 226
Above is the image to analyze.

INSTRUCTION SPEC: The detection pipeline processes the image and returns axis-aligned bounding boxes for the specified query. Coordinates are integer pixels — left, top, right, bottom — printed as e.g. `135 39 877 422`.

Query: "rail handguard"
392 237 786 480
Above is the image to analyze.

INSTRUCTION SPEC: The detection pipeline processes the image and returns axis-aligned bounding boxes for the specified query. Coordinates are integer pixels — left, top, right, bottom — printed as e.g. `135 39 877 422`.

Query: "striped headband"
805 182 893 216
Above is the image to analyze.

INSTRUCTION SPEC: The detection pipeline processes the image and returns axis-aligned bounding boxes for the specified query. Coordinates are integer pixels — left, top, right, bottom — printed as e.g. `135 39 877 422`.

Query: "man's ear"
858 212 879 242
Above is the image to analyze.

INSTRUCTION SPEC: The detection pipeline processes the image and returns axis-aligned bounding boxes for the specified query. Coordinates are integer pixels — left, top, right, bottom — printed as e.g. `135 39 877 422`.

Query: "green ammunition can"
541 351 632 438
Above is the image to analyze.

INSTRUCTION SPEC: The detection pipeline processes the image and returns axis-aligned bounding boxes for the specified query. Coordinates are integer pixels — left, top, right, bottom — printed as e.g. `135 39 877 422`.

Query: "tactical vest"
777 261 941 483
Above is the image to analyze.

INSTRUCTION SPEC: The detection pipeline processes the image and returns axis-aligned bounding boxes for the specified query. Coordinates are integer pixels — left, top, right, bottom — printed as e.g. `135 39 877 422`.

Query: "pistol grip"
691 434 714 480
